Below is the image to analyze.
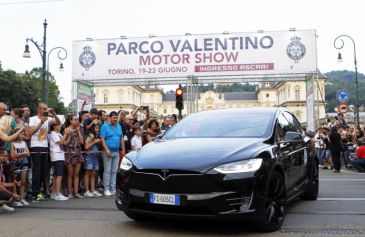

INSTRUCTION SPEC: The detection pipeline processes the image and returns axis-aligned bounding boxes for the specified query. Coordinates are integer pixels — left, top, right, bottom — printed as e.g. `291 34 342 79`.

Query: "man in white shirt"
29 103 60 202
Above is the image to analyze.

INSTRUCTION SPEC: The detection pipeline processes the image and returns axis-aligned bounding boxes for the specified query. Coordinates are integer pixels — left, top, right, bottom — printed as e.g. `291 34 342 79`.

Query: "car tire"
124 212 149 222
257 170 287 232
300 158 319 200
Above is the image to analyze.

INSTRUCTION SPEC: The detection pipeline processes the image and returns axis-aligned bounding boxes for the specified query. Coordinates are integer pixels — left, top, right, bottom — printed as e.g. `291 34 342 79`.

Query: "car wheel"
301 158 319 200
124 212 149 222
258 170 287 232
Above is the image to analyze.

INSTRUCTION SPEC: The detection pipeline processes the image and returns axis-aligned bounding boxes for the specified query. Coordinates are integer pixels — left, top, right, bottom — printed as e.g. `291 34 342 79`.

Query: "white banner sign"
72 29 317 81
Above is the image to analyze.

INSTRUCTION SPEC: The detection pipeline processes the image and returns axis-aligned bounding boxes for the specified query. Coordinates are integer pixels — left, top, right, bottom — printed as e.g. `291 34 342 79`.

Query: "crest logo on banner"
287 36 306 63
79 46 96 71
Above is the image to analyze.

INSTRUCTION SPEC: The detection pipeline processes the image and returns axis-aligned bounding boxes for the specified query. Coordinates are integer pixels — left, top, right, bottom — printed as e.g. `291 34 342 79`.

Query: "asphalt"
0 169 364 237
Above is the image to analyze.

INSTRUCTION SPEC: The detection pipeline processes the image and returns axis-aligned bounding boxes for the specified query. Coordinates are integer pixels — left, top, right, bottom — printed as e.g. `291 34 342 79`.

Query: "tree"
0 67 67 115
324 70 365 112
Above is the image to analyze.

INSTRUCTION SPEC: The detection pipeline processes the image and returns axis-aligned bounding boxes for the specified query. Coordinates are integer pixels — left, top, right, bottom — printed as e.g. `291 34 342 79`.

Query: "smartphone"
43 111 49 117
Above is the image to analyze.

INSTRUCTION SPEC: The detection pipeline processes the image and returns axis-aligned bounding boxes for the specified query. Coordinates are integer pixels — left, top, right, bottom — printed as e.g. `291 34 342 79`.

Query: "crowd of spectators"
314 113 365 173
0 102 177 212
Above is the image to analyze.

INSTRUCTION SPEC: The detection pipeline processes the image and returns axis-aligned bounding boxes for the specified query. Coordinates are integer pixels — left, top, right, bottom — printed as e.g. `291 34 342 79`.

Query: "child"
64 115 84 199
84 124 102 198
131 127 143 151
49 122 69 201
0 153 21 212
10 128 30 206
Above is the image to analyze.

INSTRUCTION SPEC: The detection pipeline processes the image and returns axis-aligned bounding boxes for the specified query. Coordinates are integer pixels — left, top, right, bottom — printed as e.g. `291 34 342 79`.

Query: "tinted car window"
277 113 290 141
164 112 274 138
283 112 303 134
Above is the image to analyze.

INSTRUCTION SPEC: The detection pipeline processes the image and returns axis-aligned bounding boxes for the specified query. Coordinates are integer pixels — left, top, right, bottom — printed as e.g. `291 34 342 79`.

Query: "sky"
0 0 364 105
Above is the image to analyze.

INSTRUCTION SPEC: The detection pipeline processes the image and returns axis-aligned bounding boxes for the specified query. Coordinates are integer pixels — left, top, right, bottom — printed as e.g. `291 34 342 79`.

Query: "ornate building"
94 74 327 123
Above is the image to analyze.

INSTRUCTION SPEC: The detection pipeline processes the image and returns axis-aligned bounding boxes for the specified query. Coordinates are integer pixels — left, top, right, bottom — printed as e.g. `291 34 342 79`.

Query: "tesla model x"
116 108 319 231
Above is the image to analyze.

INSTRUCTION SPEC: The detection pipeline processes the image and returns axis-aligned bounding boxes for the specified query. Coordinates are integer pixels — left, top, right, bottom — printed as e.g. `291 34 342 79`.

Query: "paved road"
1 169 364 237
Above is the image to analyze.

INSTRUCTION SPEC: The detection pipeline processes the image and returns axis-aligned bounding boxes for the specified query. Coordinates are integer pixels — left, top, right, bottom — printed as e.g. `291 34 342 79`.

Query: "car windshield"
164 111 274 138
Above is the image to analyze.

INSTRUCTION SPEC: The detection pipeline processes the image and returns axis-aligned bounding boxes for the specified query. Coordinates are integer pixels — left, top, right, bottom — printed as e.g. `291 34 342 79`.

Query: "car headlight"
119 157 133 171
213 158 263 174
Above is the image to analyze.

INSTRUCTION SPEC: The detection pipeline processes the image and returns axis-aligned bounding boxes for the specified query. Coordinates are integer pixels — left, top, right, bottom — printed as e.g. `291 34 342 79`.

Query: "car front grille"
128 169 221 193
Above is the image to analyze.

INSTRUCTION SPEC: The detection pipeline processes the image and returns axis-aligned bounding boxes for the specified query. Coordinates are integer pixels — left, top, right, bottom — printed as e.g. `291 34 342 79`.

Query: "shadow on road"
121 218 274 236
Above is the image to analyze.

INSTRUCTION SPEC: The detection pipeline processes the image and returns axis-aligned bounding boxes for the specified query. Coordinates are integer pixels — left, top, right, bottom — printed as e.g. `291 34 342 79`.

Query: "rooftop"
162 91 258 101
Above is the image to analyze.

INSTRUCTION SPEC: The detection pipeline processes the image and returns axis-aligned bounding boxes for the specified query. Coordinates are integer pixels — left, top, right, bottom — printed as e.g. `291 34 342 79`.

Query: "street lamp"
334 35 360 127
23 19 67 105
45 47 68 104
59 62 64 71
23 19 47 103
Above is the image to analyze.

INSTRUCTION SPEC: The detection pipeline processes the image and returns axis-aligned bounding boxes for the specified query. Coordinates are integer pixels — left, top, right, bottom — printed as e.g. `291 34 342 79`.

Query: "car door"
276 112 297 190
282 112 307 185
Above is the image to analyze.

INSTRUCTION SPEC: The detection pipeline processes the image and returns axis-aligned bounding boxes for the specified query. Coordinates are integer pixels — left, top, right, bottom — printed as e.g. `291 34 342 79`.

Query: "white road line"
320 179 364 181
317 198 365 201
340 170 365 175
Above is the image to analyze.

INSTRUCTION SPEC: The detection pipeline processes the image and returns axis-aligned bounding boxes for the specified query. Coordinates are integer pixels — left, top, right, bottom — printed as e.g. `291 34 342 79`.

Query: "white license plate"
149 193 180 206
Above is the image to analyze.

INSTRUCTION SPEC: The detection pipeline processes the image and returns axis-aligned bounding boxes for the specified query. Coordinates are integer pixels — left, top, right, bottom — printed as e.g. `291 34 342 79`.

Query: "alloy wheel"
265 172 286 228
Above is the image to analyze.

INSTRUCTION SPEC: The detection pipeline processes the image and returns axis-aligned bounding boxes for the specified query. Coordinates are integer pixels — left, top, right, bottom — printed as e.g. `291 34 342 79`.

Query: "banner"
306 74 315 131
72 29 317 82
76 82 93 112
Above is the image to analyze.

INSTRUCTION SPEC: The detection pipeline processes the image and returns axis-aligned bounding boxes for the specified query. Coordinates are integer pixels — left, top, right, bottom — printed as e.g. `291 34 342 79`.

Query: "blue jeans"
321 149 331 163
315 148 325 165
102 151 120 192
342 149 350 166
351 159 365 171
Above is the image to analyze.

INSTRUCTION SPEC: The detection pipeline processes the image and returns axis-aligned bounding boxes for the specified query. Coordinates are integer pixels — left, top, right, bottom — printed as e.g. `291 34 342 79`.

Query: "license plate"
149 193 180 206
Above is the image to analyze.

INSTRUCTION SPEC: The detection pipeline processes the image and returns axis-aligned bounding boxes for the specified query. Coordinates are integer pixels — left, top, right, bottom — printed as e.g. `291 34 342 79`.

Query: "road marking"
317 198 365 201
289 211 365 215
320 179 364 181
340 170 365 175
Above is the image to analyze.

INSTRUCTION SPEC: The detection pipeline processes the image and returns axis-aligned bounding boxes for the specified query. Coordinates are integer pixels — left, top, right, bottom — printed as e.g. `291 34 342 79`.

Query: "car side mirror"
153 134 164 141
284 131 302 142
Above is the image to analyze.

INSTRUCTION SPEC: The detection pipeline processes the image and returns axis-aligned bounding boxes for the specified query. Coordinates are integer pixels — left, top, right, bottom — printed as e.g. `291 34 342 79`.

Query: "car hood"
128 138 268 172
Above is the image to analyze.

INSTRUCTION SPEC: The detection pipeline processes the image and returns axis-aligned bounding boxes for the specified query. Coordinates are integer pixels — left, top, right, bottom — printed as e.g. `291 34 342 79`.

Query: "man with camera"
29 103 60 202
131 106 150 128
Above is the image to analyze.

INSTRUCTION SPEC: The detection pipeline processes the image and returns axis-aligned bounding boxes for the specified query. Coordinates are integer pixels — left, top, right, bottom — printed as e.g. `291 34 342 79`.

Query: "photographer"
322 128 333 170
131 106 150 128
314 128 325 167
29 103 60 202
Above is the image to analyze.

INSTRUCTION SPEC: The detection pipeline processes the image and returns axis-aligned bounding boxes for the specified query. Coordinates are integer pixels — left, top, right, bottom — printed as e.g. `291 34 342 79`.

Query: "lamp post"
23 19 47 103
45 47 68 104
334 35 360 127
23 19 67 105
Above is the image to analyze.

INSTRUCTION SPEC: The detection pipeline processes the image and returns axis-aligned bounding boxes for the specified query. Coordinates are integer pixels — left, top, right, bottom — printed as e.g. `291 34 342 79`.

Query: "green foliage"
0 67 67 115
324 70 365 112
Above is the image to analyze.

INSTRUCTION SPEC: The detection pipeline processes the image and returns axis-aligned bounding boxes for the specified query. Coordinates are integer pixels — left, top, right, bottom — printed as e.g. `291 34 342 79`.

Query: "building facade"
94 74 327 123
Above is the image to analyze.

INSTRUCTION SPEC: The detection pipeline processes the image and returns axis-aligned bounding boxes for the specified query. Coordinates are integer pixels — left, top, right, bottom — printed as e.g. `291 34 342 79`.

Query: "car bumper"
115 169 266 221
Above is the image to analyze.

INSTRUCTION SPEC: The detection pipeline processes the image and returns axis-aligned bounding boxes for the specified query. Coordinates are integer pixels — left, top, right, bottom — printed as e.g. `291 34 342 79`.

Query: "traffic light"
176 86 184 115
